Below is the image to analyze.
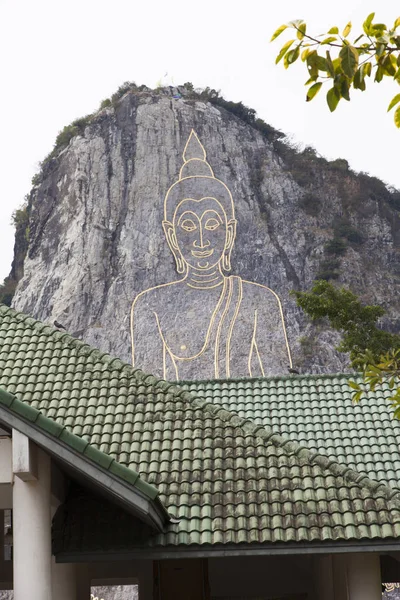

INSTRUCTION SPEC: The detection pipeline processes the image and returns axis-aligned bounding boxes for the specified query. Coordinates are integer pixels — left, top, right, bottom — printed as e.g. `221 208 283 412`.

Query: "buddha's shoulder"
132 280 183 311
239 278 283 306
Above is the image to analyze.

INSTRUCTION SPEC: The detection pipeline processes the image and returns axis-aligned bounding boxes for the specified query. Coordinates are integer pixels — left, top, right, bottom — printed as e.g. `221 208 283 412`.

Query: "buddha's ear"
222 219 237 272
162 220 179 251
225 219 237 251
162 220 185 274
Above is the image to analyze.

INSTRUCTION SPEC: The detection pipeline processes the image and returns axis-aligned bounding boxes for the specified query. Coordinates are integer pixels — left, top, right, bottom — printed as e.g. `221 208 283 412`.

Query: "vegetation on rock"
0 200 30 306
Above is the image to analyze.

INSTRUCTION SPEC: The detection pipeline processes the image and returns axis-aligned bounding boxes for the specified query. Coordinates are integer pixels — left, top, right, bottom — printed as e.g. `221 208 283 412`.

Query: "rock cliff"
8 84 400 375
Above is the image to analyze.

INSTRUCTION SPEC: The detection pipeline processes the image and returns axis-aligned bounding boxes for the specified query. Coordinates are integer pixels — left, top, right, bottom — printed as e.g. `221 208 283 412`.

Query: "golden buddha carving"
131 130 292 380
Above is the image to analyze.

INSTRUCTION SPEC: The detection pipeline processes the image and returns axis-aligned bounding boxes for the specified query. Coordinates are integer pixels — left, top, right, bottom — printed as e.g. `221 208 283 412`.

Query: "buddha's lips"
191 249 214 258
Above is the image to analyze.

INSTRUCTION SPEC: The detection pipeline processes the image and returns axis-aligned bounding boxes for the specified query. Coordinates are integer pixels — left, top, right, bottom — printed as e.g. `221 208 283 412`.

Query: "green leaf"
353 67 366 91
375 65 384 82
394 105 400 128
297 22 306 40
284 45 300 68
326 51 335 78
363 13 375 35
394 67 400 82
382 54 397 77
304 75 318 85
339 45 359 78
306 82 322 102
321 36 338 45
371 23 387 32
376 43 385 57
342 22 352 38
301 47 311 62
332 58 342 74
394 17 400 29
328 26 339 34
316 55 329 71
327 87 340 112
348 380 361 390
363 62 372 77
387 94 400 111
275 39 295 64
340 77 350 101
271 24 288 42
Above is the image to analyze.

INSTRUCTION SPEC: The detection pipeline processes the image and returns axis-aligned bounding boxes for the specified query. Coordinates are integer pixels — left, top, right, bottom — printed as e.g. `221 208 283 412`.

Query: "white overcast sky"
0 0 399 282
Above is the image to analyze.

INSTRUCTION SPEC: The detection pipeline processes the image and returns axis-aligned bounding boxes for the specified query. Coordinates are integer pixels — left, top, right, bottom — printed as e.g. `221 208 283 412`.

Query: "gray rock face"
91 585 138 600
12 87 400 376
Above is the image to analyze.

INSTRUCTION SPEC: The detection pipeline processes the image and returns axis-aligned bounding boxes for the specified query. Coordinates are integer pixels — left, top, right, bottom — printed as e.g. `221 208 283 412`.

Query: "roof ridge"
178 373 356 384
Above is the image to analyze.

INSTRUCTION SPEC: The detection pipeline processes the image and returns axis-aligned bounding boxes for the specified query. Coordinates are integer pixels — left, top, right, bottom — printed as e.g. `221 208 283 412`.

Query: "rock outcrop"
9 85 400 375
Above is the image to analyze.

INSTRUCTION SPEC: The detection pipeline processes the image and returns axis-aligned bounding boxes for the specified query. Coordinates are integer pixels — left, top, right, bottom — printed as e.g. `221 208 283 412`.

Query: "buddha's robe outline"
131 275 291 381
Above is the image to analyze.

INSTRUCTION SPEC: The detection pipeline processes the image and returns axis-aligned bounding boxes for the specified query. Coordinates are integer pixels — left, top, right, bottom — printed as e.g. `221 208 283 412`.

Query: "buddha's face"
163 177 237 275
173 197 228 270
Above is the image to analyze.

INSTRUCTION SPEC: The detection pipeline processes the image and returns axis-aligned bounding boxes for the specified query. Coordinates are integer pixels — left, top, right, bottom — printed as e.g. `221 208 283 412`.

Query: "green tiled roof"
2 303 400 549
0 386 158 500
181 377 400 492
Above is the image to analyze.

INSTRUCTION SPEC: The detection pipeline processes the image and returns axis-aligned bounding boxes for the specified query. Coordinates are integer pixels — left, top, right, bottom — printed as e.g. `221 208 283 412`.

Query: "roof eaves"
0 386 169 529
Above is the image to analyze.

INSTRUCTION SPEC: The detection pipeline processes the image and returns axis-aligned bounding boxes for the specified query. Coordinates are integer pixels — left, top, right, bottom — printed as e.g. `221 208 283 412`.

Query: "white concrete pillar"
13 448 52 600
52 559 77 600
347 553 381 600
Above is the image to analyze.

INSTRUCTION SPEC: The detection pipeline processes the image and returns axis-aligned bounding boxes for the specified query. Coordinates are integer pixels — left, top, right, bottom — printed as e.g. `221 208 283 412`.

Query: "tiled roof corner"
0 386 159 501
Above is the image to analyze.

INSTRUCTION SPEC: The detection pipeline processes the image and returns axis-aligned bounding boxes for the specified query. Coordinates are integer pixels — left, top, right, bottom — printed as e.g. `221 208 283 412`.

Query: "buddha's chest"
157 287 225 359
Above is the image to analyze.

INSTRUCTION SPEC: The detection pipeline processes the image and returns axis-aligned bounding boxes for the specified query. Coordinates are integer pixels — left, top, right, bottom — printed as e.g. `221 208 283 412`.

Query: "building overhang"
0 401 168 533
55 539 400 563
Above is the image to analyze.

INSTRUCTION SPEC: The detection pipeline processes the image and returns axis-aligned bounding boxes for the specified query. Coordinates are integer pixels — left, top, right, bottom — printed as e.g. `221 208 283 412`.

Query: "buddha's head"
163 130 237 274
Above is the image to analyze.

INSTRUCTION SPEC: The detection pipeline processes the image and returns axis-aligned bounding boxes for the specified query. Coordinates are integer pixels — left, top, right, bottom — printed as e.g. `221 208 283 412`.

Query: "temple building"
1 303 400 599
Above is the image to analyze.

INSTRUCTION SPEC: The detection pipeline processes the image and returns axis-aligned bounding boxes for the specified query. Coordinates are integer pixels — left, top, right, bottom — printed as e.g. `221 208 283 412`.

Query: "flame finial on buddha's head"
179 129 214 179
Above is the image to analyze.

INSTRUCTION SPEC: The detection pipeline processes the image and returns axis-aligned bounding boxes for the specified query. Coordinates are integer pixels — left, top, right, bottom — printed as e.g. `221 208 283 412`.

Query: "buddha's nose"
193 227 210 248
193 238 210 248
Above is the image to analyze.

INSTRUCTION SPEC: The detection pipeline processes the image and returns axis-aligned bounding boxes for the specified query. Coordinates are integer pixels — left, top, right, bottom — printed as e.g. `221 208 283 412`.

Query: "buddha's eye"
180 219 197 232
204 218 220 231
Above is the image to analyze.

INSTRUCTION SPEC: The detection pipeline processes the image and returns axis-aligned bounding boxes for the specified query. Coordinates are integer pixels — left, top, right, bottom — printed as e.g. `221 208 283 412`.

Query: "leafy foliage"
0 277 17 307
315 258 341 281
192 87 284 141
54 115 92 149
293 280 399 366
293 280 400 415
0 201 30 307
349 350 400 417
271 14 400 127
324 238 347 256
333 219 364 244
